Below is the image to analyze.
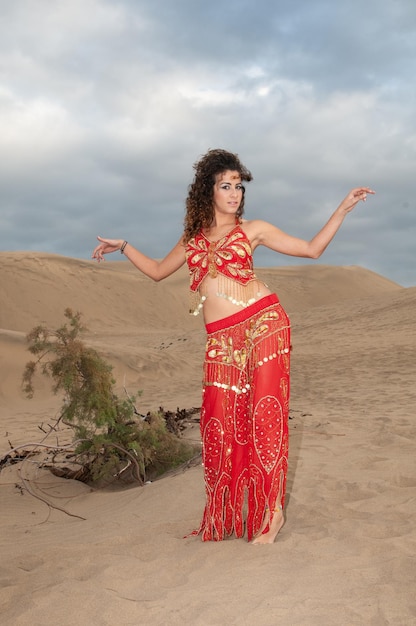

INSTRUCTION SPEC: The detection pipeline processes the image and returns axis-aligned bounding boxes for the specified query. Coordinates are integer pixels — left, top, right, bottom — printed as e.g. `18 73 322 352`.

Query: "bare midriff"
199 275 272 325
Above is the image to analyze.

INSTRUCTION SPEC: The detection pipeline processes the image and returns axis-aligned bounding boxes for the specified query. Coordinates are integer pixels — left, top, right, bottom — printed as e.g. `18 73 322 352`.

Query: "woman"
92 148 374 544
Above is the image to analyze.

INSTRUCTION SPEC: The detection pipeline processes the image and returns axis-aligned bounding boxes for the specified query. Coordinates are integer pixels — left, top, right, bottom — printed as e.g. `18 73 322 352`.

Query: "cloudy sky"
1 0 415 286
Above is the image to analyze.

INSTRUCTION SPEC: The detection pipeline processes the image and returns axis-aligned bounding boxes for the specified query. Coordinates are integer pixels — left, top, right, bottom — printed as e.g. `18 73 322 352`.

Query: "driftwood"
149 406 201 436
1 440 91 520
1 406 201 518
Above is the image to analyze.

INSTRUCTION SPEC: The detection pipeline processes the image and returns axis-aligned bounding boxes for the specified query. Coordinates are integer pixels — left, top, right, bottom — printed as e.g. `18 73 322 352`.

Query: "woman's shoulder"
240 218 271 235
239 218 277 249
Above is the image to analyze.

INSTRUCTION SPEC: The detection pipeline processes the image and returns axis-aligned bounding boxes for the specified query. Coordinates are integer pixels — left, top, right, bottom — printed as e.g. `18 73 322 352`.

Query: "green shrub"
23 308 195 485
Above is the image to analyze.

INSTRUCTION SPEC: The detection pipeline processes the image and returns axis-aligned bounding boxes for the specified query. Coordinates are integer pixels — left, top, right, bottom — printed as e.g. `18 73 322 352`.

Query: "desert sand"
1 251 415 625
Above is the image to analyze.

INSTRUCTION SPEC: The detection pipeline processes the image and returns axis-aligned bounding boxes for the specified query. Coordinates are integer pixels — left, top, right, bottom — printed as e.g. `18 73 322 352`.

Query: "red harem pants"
192 294 290 541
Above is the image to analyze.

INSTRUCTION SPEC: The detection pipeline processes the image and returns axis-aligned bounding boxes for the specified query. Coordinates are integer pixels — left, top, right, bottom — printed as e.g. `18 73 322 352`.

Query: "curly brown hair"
183 149 253 243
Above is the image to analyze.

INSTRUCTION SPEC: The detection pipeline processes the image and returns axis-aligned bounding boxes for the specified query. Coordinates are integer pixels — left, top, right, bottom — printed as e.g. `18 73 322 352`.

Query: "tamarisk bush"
22 308 195 484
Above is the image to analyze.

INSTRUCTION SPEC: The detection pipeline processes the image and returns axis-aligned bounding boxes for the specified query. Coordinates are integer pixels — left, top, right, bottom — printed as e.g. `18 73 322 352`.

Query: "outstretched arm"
92 236 186 281
249 187 375 258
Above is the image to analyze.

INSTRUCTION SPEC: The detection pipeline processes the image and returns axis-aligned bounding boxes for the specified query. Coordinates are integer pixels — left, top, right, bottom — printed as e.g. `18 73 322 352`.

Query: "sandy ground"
1 252 415 625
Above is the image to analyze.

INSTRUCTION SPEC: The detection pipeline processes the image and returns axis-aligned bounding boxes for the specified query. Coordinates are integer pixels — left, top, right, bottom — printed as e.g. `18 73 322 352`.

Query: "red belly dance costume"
185 224 291 541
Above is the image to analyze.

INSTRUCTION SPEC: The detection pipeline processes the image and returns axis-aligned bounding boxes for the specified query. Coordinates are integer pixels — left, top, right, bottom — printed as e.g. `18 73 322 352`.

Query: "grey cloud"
0 0 415 286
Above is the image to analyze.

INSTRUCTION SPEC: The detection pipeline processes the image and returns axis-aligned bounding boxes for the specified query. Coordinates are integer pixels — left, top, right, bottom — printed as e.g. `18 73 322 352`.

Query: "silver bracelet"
120 241 128 254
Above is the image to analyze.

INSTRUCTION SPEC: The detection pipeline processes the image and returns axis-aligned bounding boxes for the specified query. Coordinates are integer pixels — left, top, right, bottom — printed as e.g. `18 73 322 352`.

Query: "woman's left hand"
339 187 375 213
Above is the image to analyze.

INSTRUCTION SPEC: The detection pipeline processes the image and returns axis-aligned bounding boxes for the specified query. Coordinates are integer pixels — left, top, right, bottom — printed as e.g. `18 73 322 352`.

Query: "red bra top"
185 224 257 292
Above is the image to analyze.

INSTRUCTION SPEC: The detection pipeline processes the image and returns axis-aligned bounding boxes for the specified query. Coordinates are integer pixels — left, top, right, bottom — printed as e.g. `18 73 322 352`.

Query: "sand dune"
0 252 402 333
1 252 415 625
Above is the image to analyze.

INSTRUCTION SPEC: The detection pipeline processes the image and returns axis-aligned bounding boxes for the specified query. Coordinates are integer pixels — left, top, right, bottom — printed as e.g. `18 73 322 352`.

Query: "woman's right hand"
92 236 123 262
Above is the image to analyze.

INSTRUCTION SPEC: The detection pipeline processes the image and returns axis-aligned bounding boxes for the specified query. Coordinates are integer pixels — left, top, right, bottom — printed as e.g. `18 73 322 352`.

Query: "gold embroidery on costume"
188 295 291 542
185 226 265 315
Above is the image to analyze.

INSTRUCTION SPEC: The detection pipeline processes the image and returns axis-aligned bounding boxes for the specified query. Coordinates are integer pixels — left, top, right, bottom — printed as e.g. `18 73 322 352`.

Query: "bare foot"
251 507 284 545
